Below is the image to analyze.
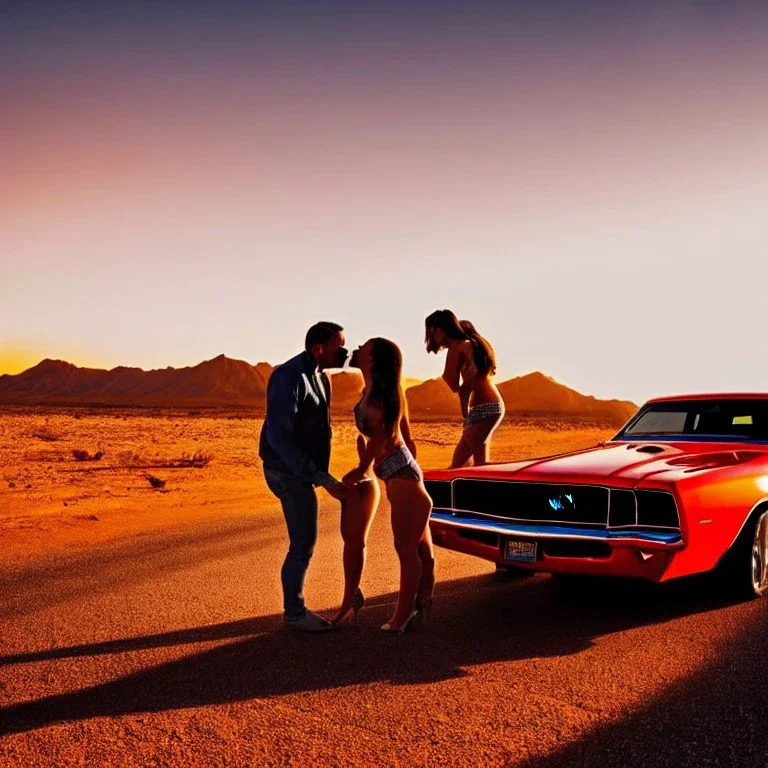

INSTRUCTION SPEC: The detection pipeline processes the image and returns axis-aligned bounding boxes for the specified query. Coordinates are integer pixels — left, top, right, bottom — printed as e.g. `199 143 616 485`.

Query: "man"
260 321 349 632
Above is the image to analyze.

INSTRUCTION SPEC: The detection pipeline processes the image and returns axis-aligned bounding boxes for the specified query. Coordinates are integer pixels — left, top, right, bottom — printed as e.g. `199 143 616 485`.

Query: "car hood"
427 441 768 487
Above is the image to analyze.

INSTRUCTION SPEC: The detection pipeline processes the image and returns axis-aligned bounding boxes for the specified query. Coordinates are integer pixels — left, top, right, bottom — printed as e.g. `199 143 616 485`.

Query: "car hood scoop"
664 451 764 470
631 444 666 454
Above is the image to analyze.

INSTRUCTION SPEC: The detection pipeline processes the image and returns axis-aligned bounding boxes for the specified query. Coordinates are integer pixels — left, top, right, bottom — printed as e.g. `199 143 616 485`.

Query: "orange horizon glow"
0 346 111 377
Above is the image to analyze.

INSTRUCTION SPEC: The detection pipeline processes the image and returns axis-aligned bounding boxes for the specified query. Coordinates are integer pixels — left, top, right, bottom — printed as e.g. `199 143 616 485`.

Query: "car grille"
451 479 610 527
424 480 452 510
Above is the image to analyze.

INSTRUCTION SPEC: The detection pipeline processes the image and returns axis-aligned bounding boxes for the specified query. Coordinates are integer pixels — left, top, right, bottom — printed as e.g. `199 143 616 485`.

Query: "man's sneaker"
284 610 333 633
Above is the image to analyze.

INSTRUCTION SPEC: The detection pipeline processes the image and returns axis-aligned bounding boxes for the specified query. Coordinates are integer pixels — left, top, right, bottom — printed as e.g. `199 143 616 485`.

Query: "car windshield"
615 399 768 442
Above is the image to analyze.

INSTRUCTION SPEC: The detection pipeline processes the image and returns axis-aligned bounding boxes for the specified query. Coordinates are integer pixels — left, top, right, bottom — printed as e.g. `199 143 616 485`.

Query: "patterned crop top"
353 397 374 438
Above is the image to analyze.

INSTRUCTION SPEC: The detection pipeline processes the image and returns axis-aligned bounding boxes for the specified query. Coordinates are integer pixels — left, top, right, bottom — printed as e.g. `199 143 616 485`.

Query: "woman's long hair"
424 309 469 346
369 338 403 433
459 319 497 376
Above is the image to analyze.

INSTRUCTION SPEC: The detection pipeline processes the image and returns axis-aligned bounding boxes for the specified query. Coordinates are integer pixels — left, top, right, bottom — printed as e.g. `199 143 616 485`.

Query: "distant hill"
406 371 637 424
0 358 636 422
405 377 460 414
0 356 273 407
498 372 637 422
329 370 364 412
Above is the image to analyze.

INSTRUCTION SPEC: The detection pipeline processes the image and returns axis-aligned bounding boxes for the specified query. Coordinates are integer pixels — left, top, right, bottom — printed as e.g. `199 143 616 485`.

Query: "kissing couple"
259 322 435 635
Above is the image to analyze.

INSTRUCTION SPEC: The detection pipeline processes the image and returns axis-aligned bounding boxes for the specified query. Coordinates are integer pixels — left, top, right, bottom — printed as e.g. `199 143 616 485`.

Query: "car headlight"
609 488 680 529
636 490 680 528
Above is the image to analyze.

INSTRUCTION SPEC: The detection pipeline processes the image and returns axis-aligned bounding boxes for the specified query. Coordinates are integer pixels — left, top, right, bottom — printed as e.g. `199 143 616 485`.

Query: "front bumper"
429 510 684 581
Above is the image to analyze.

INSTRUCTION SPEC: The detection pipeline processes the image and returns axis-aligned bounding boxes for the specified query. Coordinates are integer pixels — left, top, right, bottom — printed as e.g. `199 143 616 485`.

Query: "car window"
625 410 687 435
617 400 768 441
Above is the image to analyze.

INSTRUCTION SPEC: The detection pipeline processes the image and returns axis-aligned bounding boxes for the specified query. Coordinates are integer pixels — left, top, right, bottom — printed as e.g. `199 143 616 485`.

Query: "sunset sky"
3 1 767 404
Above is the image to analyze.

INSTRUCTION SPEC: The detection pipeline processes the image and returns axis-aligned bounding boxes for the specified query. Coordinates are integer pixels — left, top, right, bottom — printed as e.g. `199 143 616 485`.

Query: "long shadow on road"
0 571 747 742
511 588 768 768
0 517 285 621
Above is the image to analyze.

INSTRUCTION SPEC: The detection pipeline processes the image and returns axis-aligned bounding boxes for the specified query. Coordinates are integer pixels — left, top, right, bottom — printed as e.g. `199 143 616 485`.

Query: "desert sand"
0 407 615 563
3 407 767 768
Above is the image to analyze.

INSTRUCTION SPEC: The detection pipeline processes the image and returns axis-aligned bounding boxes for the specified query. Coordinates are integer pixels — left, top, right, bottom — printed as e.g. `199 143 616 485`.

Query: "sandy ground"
1 488 766 767
2 408 767 767
0 408 614 563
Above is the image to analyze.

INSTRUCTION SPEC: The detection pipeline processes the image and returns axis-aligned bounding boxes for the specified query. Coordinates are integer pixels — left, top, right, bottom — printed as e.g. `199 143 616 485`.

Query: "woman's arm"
356 429 383 473
458 380 472 419
399 387 417 458
344 404 385 483
442 343 462 393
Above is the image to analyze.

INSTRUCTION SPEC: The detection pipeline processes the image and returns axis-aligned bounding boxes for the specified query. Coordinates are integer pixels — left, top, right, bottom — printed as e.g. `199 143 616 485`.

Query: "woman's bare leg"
417 524 436 602
463 416 502 467
332 478 379 623
472 440 490 467
386 480 432 628
450 436 473 468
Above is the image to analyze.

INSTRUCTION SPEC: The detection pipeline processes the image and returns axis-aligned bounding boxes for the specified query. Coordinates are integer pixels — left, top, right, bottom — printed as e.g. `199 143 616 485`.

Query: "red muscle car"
424 394 768 598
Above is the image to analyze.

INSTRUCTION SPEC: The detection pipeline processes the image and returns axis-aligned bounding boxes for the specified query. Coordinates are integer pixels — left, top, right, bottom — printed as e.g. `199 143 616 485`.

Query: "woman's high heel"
381 605 419 635
413 596 433 628
351 587 365 622
332 587 365 627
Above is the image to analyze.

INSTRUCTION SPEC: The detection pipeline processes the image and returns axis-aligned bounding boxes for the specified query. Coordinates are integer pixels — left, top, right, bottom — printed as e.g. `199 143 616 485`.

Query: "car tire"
716 509 768 600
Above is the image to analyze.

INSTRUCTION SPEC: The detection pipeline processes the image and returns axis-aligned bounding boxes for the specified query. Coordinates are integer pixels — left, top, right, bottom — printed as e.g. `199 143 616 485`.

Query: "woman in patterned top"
335 337 435 633
425 310 505 468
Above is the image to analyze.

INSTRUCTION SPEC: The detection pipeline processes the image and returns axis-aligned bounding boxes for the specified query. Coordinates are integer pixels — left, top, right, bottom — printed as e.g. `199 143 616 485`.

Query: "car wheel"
750 511 768 596
718 509 768 599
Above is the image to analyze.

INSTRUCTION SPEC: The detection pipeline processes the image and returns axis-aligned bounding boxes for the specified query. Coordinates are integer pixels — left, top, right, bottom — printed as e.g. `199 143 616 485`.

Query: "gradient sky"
3 1 768 404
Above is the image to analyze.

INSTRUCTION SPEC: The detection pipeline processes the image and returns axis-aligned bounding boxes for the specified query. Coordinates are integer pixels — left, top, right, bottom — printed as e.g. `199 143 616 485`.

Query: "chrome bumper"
429 509 683 547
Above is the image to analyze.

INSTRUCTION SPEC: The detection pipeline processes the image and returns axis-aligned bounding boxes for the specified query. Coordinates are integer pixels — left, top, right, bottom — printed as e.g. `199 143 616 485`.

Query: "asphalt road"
1 497 767 767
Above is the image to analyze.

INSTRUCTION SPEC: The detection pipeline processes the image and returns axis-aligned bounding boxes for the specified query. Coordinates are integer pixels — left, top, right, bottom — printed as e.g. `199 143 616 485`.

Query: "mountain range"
0 356 637 423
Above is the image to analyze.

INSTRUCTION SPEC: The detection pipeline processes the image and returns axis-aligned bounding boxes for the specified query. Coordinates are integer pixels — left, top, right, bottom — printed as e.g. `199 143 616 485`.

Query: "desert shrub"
72 449 104 462
144 473 166 488
152 452 213 468
117 450 143 466
180 451 212 468
116 450 211 469
33 428 60 442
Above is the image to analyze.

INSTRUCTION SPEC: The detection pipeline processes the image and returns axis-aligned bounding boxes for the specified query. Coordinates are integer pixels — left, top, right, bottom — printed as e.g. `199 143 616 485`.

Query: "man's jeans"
263 466 318 620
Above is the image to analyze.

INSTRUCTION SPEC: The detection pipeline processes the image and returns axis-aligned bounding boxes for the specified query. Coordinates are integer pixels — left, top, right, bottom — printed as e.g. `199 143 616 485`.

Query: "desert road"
1 497 766 768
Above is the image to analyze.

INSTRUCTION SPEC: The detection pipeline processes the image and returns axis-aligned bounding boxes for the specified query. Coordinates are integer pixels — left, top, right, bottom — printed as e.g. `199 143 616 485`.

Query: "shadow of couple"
0 570 735 738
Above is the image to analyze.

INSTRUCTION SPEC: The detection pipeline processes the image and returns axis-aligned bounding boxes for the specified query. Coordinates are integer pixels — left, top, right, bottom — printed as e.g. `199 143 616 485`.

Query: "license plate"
503 538 537 562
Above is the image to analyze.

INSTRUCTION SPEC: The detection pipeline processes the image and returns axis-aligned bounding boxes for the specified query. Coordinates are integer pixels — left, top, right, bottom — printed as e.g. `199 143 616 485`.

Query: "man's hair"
305 321 344 352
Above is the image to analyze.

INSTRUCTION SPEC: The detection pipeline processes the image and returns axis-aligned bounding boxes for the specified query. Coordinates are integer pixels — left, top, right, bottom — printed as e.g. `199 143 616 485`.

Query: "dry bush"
33 428 60 442
179 451 212 468
150 451 213 469
144 473 166 488
72 449 104 462
116 450 211 469
117 450 143 467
